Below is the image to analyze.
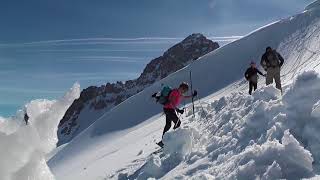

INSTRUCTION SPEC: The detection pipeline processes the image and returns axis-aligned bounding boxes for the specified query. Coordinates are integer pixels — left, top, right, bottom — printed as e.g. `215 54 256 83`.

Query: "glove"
176 108 184 114
192 90 198 97
151 92 157 98
263 74 267 77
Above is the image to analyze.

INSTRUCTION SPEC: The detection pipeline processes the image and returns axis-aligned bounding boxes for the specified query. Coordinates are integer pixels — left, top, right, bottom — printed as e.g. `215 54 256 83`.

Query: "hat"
179 82 189 91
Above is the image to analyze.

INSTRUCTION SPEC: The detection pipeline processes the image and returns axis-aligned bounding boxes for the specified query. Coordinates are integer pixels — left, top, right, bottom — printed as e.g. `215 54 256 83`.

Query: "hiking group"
245 46 284 95
153 46 284 148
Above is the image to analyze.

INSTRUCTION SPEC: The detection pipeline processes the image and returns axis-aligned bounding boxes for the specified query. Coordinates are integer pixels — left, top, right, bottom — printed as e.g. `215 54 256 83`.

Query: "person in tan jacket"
260 47 284 92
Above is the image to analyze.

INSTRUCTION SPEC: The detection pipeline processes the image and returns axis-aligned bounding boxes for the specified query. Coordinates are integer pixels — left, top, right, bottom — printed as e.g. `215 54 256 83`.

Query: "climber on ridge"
244 61 265 95
260 46 284 92
155 82 197 148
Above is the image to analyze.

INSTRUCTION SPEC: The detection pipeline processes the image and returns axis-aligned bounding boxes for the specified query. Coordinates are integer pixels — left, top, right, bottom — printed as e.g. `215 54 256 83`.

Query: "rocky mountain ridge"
57 33 220 145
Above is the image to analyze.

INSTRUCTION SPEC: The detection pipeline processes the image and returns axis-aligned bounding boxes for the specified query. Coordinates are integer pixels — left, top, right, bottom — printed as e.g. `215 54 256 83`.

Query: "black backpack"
266 50 280 67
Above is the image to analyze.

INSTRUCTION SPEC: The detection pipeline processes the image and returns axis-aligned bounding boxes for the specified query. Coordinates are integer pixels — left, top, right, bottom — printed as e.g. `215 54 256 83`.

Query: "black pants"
162 108 181 138
249 81 257 95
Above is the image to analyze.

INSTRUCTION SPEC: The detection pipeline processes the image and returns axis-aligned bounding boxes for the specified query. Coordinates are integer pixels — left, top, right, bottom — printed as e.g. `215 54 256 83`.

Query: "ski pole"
189 71 195 117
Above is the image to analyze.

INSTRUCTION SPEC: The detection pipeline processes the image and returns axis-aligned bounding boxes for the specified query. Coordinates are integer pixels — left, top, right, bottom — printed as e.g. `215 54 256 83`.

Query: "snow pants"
249 81 257 95
266 66 282 91
162 108 180 138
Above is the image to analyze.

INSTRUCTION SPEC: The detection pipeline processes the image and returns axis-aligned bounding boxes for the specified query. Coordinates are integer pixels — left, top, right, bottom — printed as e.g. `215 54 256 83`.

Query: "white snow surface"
46 1 320 179
0 1 317 179
46 1 320 180
110 72 320 180
0 84 80 180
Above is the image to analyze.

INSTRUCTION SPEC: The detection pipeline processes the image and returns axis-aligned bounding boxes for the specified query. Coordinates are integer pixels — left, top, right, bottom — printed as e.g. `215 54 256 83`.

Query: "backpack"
266 50 280 67
152 86 173 105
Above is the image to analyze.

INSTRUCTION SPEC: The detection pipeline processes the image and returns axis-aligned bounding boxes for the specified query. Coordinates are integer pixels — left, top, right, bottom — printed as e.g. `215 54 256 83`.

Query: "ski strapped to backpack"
151 85 173 105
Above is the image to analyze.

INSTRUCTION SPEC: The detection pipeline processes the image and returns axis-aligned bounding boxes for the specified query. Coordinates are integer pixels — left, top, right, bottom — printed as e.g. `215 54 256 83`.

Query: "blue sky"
0 0 315 117
0 0 314 42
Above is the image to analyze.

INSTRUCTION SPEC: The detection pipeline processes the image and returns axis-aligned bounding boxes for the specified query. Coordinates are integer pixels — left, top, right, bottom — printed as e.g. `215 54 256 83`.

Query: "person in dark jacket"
24 111 29 125
260 47 284 91
245 62 265 95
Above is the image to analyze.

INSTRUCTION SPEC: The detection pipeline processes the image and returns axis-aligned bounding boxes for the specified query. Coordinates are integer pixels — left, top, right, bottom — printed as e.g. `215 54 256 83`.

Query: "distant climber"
260 46 284 92
244 62 265 95
156 82 197 148
24 111 29 125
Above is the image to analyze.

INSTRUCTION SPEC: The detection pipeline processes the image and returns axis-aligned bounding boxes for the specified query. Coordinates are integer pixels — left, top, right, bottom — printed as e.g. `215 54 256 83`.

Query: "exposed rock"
57 33 220 146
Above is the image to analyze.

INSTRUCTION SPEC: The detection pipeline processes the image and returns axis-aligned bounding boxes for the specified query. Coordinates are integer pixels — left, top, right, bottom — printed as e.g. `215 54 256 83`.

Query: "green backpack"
153 86 173 105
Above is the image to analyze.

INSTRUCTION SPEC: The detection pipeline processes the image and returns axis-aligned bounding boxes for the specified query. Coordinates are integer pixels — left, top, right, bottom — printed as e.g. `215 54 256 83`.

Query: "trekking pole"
189 71 195 117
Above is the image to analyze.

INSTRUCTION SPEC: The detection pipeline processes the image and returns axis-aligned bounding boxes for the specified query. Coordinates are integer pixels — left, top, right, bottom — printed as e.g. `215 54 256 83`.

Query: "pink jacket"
164 89 182 109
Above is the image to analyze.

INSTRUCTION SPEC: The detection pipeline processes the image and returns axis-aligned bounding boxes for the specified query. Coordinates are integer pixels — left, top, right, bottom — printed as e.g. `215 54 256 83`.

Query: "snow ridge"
57 34 219 146
119 71 320 179
49 1 320 179
305 0 320 11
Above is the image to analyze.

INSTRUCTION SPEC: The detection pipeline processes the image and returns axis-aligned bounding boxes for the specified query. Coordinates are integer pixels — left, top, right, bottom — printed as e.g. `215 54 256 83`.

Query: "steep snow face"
49 2 320 180
57 33 219 146
0 84 79 180
305 0 320 11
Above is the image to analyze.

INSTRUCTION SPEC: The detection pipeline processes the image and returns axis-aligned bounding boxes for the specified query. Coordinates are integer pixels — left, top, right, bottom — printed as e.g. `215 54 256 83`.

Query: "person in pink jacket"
157 82 197 147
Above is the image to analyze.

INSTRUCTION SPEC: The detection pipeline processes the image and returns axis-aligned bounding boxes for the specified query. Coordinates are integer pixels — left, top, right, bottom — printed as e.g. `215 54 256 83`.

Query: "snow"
311 100 320 118
305 0 320 11
116 73 318 179
46 1 320 179
0 84 80 180
162 127 200 157
0 1 319 179
58 105 107 146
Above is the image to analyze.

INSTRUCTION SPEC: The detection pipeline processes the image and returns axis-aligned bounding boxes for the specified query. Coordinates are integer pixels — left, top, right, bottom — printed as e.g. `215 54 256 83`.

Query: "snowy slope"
49 1 320 180
57 34 219 146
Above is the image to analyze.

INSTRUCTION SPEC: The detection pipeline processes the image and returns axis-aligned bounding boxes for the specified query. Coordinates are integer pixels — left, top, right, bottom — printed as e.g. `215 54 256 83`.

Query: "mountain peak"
181 33 209 47
184 33 206 40
57 33 219 145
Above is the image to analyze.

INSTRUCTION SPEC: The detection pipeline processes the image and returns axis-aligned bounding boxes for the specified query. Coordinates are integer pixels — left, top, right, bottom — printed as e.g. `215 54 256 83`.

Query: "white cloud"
0 36 243 48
